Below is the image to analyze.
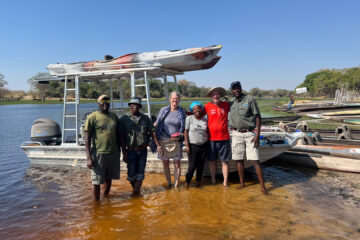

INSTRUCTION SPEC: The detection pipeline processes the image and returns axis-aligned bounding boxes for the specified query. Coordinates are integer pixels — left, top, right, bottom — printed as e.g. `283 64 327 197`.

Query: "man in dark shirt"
119 97 161 195
229 81 267 194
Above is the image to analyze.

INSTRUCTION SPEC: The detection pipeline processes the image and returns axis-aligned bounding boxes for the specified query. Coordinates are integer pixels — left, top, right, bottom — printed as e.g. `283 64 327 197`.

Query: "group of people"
84 81 267 201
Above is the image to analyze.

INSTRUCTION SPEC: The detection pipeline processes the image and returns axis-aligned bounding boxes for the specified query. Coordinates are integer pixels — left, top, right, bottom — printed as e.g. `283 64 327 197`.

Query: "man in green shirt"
119 97 160 195
229 81 267 194
84 95 120 201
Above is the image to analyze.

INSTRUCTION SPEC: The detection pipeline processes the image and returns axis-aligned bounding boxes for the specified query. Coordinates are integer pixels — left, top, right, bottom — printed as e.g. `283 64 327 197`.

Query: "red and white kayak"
47 45 222 75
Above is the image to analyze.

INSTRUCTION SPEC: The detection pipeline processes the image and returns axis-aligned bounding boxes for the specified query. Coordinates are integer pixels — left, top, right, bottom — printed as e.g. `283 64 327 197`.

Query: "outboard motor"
31 118 61 145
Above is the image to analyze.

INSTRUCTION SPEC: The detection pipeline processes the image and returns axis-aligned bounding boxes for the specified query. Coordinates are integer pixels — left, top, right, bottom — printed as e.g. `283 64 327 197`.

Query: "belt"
127 145 148 151
230 128 251 133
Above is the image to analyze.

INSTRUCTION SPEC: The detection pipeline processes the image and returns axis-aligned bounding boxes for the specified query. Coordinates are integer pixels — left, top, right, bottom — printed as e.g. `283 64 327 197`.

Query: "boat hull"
21 140 290 176
280 143 360 173
47 45 222 75
280 151 360 173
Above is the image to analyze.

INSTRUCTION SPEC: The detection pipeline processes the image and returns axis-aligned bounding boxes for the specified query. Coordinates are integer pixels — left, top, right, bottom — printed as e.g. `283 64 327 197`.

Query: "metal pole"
109 78 114 110
75 76 79 145
144 71 151 118
173 75 178 93
163 75 169 100
130 72 135 97
62 76 68 144
119 78 124 116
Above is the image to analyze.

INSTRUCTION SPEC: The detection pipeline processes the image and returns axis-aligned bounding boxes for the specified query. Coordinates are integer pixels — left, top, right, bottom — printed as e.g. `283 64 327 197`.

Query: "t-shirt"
119 112 154 148
204 101 230 141
185 115 208 145
229 94 261 131
84 111 118 154
155 107 186 141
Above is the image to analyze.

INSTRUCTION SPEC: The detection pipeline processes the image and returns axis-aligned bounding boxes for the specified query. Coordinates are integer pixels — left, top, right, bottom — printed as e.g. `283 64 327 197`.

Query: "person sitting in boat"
184 101 209 188
84 94 120 201
119 97 160 195
154 91 187 189
229 81 267 194
203 87 231 187
287 95 295 110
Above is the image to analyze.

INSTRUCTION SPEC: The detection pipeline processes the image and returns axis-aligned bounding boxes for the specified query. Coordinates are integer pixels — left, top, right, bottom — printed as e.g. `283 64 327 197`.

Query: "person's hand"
186 144 191 154
251 134 260 148
86 157 94 169
157 146 164 156
123 152 129 164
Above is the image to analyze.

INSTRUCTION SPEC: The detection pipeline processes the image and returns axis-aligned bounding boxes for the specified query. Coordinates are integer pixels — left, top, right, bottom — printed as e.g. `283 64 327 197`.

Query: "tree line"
297 67 360 97
26 73 295 99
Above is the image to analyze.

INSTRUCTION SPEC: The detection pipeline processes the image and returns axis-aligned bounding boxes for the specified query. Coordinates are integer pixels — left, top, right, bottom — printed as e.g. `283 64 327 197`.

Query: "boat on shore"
261 115 300 125
280 142 360 173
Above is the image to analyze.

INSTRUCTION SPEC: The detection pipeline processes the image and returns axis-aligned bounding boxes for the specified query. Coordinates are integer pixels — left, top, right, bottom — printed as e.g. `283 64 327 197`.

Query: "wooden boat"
280 142 360 173
261 115 300 124
47 45 222 75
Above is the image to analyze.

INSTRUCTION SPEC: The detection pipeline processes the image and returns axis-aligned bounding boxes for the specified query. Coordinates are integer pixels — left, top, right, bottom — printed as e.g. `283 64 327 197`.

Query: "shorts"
127 148 147 182
208 140 232 162
91 151 120 185
231 131 260 161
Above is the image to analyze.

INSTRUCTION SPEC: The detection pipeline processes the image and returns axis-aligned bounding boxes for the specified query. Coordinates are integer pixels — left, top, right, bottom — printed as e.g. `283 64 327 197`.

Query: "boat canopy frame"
34 66 184 146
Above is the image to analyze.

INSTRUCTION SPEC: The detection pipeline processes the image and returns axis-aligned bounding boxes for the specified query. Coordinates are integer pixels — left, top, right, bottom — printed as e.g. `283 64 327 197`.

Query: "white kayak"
47 45 222 75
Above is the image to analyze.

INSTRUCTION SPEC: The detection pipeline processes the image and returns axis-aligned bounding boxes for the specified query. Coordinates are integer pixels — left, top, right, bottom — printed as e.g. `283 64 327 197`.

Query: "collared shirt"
229 94 261 131
84 111 118 154
119 112 154 148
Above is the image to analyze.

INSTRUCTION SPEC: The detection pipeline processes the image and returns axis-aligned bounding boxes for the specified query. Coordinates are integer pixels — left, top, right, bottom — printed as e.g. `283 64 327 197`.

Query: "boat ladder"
62 76 79 145
132 71 151 118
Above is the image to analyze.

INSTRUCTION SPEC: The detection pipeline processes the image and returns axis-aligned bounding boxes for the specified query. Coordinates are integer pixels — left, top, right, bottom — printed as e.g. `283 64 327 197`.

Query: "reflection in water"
5 165 356 239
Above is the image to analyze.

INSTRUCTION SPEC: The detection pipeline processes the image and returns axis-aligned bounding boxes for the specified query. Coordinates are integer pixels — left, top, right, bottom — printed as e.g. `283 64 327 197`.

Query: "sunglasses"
99 99 110 104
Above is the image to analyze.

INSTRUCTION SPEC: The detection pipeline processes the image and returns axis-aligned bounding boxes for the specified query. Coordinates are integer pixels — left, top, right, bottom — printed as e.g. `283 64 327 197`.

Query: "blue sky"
1 0 360 91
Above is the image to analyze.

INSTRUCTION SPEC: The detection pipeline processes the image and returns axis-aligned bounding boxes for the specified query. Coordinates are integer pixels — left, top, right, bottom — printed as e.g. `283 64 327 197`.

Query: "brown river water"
1 104 360 239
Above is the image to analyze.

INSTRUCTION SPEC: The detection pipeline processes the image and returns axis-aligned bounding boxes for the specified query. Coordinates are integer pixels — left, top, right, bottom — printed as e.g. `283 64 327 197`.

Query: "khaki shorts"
91 151 120 185
231 131 260 161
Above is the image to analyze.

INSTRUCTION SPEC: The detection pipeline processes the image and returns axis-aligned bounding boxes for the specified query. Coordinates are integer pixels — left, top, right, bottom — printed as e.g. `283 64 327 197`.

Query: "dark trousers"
186 142 208 184
127 148 147 182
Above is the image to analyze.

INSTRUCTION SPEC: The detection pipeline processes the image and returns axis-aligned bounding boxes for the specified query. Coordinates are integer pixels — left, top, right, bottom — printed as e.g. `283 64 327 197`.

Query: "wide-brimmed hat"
128 97 142 108
207 87 226 97
98 94 110 102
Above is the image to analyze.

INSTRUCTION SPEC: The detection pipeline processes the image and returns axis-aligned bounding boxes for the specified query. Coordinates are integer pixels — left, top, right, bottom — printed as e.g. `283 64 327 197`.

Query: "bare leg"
103 179 112 197
253 161 267 194
93 184 100 201
237 160 245 189
222 161 229 187
162 159 172 187
174 160 181 188
209 161 216 184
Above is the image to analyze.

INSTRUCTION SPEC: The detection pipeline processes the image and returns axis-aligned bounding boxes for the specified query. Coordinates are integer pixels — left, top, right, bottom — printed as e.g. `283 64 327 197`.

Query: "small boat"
261 115 301 125
47 45 222 75
280 142 360 173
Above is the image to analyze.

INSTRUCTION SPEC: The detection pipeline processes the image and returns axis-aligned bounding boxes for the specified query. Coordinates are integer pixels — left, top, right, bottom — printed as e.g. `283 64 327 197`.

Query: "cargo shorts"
91 151 120 185
231 131 260 161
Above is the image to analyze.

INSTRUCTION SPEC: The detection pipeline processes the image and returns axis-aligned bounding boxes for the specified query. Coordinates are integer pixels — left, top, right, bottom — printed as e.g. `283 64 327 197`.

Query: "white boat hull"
21 139 291 176
47 45 222 75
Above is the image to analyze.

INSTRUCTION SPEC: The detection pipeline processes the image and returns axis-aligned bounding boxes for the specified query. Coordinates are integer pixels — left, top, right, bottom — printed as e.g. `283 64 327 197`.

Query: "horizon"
1 0 360 91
